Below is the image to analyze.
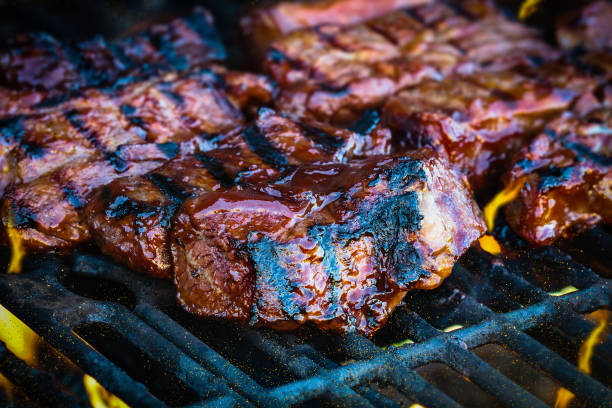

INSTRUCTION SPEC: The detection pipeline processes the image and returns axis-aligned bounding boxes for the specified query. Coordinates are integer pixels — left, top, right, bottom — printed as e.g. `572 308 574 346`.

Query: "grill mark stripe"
182 10 226 60
248 237 302 322
8 200 38 229
242 125 288 169
195 153 234 188
299 123 345 153
566 142 612 166
62 184 84 209
61 43 100 87
64 109 128 172
146 173 190 203
0 116 25 143
148 30 189 71
108 43 135 71
347 109 380 135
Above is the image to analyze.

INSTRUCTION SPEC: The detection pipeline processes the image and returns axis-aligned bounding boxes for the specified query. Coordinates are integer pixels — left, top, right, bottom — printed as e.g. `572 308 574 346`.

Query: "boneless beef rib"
171 151 485 335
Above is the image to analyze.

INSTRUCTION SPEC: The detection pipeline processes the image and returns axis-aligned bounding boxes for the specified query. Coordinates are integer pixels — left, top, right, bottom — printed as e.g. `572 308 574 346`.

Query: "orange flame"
6 209 25 274
478 235 502 255
84 374 130 408
483 177 527 232
518 0 544 20
0 373 14 402
554 309 609 408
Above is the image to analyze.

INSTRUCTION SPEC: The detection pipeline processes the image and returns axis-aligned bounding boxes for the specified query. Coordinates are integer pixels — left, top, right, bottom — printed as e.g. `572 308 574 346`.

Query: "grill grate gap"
73 322 201 406
60 273 137 311
415 362 505 408
472 343 570 407
163 304 301 388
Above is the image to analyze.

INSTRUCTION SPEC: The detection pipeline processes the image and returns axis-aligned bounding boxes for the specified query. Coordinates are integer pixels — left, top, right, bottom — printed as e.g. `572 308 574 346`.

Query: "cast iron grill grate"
0 225 610 407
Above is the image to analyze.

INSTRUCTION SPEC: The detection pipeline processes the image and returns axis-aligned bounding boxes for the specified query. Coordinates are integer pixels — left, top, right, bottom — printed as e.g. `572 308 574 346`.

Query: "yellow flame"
518 0 543 20
478 235 502 255
578 309 608 375
554 309 609 408
0 305 38 366
549 286 578 297
554 387 574 408
483 177 527 232
84 374 130 408
410 404 426 408
6 209 25 274
443 324 464 332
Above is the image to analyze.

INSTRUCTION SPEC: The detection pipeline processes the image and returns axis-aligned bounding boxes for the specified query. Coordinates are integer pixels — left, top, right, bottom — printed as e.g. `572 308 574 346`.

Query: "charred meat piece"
239 0 430 60
0 138 212 253
504 111 612 246
0 7 225 116
172 150 485 335
85 108 393 278
0 70 274 196
264 1 558 123
556 1 612 54
382 72 575 189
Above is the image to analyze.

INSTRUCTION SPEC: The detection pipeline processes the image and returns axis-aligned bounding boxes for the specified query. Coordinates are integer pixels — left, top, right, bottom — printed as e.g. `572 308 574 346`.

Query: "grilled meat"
556 1 612 54
382 72 575 189
503 111 612 246
0 139 211 253
0 69 274 196
171 151 485 335
0 71 275 252
264 1 559 123
0 7 225 117
85 108 392 278
239 0 431 61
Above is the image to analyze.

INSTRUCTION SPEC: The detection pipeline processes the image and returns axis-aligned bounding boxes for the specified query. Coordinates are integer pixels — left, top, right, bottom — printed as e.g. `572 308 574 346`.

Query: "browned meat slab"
172 150 485 335
382 72 575 189
0 69 274 196
0 71 275 252
264 1 559 123
503 110 612 246
85 108 393 278
239 0 431 60
556 1 612 54
0 7 225 117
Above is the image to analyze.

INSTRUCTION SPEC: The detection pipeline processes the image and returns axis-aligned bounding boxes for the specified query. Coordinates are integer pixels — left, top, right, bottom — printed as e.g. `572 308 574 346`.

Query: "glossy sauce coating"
172 151 484 335
382 73 574 190
84 109 394 278
0 71 275 252
504 111 612 246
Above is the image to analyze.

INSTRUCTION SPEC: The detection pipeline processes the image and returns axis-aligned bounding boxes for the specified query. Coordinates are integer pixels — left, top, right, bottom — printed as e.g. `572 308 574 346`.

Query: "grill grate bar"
74 253 391 407
0 341 83 408
241 329 378 408
0 240 609 407
336 333 460 407
501 329 612 407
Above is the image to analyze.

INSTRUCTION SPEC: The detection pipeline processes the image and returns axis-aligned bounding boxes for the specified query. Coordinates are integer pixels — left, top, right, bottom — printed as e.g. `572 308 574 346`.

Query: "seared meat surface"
556 1 612 55
382 72 574 189
0 7 225 116
504 111 612 246
239 0 430 60
172 151 484 334
264 0 559 123
0 72 274 252
85 108 393 278
0 69 274 196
